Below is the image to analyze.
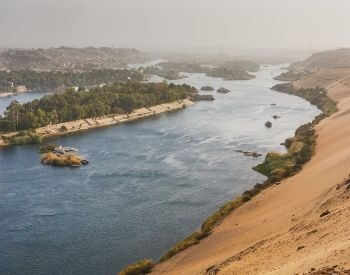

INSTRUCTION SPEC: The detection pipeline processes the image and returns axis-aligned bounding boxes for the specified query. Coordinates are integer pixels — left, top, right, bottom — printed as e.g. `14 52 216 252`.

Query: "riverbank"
0 92 16 97
151 70 350 274
0 99 194 147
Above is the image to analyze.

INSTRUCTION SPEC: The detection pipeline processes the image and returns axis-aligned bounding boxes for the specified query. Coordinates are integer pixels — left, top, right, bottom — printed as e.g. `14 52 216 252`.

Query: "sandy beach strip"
0 99 194 147
0 92 16 98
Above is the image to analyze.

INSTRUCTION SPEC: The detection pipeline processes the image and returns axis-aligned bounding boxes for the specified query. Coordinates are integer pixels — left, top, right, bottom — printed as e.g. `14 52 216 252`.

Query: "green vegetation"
2 130 42 145
143 60 258 81
0 81 196 132
143 67 183 80
206 66 255 80
118 259 154 275
253 123 316 182
255 84 337 183
0 69 143 93
221 60 260 73
160 181 271 262
272 84 338 118
41 152 82 167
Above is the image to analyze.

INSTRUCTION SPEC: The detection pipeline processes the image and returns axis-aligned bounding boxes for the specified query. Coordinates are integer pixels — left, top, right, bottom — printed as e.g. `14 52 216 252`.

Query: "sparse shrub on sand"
118 259 154 275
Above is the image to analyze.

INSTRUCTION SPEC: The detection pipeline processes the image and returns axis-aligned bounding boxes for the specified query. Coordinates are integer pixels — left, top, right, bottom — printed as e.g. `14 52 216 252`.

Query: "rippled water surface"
0 65 320 274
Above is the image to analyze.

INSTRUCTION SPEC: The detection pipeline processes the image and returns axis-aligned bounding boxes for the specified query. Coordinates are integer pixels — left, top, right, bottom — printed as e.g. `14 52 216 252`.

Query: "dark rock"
200 86 214 91
265 121 272 128
297 246 305 251
81 159 89 165
216 87 231 94
320 210 331 217
273 115 281 119
193 94 215 101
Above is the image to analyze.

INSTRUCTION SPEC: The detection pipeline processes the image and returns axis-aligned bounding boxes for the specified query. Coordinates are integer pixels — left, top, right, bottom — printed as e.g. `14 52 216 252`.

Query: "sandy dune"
153 71 350 274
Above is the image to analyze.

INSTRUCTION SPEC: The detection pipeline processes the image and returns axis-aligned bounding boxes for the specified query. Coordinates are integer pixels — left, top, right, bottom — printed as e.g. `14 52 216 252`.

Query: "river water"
0 64 320 274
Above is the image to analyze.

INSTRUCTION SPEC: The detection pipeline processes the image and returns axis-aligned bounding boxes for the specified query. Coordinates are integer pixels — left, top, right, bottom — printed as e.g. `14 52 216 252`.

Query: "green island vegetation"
0 81 197 136
0 69 143 93
143 67 183 80
118 259 154 275
142 60 259 81
221 60 260 73
207 67 255 80
143 83 338 266
206 60 259 80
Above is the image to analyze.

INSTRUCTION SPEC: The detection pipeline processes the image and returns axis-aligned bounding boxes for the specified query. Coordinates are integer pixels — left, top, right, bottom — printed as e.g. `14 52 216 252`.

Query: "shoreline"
150 70 350 274
0 92 16 97
119 81 331 274
0 99 194 147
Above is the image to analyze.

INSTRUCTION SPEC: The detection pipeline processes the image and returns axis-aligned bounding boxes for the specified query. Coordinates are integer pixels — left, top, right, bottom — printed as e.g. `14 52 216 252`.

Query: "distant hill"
0 47 149 71
291 48 350 72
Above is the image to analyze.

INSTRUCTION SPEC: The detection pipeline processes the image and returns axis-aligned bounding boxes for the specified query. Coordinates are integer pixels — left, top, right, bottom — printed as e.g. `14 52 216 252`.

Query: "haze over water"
0 65 321 274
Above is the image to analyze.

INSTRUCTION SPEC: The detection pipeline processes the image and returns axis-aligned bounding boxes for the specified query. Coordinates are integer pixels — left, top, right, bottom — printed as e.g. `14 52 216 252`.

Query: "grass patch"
118 259 154 275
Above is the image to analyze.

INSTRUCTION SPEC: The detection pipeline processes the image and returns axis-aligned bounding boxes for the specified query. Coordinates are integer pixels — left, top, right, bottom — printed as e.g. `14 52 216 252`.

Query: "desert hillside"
291 48 350 72
152 51 350 275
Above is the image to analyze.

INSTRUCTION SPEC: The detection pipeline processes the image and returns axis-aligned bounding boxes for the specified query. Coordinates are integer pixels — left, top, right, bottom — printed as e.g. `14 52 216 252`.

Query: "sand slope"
153 71 350 274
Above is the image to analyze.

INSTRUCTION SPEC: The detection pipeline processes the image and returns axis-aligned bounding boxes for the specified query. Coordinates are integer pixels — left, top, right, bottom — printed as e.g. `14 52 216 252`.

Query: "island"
0 81 197 147
217 87 231 93
141 60 259 81
200 86 214 91
40 144 88 167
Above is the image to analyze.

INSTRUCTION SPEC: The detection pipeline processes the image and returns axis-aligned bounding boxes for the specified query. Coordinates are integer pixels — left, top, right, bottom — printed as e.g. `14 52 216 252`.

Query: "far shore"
0 92 16 98
0 99 194 147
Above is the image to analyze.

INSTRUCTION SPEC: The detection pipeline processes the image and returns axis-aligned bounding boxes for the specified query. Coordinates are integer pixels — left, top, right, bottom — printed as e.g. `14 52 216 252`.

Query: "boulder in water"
217 87 231 94
265 121 272 128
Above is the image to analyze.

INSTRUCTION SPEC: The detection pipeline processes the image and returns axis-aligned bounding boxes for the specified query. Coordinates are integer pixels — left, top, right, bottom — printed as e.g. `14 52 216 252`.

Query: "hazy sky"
1 0 350 50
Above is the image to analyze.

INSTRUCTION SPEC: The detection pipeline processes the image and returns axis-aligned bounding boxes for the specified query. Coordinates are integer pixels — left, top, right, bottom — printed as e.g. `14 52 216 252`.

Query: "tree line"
0 81 196 132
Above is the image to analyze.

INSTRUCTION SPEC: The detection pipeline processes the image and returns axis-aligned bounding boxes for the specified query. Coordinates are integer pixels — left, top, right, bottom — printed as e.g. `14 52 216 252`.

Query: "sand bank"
0 99 194 147
152 72 350 274
0 92 16 98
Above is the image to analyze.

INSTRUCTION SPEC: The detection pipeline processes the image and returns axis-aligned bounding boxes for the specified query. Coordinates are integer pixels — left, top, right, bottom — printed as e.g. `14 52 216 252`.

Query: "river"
0 64 320 274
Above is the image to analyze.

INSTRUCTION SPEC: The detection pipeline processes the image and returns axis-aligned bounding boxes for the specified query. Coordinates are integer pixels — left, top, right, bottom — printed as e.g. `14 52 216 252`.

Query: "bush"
6 130 42 145
60 125 68 132
41 153 82 167
118 259 154 275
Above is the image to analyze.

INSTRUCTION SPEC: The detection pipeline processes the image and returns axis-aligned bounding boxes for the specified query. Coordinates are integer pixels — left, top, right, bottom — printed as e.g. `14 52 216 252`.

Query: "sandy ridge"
0 99 194 147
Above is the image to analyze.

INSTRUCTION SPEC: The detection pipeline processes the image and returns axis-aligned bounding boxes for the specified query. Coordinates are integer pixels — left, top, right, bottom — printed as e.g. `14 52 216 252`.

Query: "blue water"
0 92 52 115
0 65 321 274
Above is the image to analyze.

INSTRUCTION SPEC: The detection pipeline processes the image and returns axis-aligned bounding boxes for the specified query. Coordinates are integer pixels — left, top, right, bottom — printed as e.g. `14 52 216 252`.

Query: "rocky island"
217 87 231 93
200 86 214 91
